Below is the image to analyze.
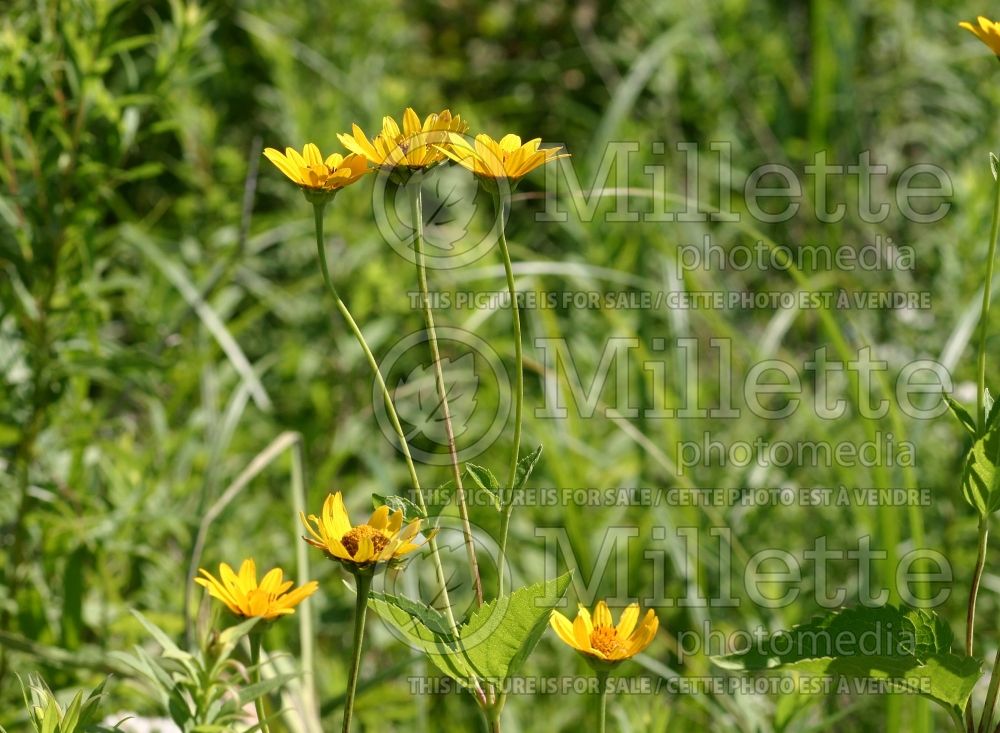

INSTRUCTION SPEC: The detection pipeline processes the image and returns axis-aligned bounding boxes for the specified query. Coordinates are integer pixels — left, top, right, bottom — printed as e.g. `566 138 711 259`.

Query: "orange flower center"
590 625 624 657
341 525 389 558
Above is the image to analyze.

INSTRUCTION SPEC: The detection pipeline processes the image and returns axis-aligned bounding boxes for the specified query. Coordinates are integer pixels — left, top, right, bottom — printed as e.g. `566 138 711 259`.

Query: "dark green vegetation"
2 0 1000 730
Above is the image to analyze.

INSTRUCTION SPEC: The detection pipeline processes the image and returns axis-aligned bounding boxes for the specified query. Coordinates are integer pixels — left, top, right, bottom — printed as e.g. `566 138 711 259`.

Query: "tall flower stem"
967 518 990 731
596 670 610 733
249 632 270 733
408 184 484 608
976 162 1000 429
967 163 1000 733
342 572 372 733
493 194 523 597
311 202 457 631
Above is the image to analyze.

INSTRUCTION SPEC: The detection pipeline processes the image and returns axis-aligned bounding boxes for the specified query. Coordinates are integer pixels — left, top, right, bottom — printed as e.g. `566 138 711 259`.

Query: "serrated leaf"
465 464 501 510
991 152 999 181
711 605 981 717
513 445 542 491
458 572 572 682
944 394 976 437
962 421 1000 515
372 493 426 521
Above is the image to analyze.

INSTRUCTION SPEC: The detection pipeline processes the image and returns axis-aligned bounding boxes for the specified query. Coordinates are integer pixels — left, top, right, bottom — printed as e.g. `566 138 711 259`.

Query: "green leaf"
464 464 501 510
944 394 976 437
711 605 981 718
513 445 543 491
368 594 476 683
458 572 572 683
370 572 573 687
962 420 1000 515
236 673 299 707
372 493 426 521
369 591 455 637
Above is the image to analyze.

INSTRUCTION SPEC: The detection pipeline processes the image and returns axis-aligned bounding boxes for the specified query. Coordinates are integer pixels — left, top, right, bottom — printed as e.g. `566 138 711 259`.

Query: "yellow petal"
354 534 374 563
593 601 612 628
302 143 322 166
616 603 640 638
368 504 390 530
498 133 522 153
324 492 352 538
263 148 302 184
573 613 592 652
549 611 579 650
259 568 283 594
403 107 421 136
238 559 257 590
386 509 403 533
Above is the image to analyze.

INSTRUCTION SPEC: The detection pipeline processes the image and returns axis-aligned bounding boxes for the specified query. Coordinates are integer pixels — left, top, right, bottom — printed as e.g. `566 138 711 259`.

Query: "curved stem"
342 573 372 733
977 166 1000 429
311 202 458 632
250 633 270 733
494 196 523 597
408 185 484 609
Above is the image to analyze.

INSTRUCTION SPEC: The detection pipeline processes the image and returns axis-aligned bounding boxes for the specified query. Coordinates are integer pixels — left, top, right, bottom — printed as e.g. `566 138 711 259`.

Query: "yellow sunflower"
301 492 432 572
195 559 318 621
960 16 1000 57
337 108 468 172
550 601 658 665
438 133 569 181
263 143 369 193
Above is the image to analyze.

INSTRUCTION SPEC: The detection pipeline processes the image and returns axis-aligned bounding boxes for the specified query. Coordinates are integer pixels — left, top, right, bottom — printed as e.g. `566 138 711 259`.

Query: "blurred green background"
2 0 1000 730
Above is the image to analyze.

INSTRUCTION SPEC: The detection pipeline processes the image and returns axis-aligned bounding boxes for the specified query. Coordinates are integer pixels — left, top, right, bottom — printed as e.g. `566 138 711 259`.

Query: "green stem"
977 165 1000 429
494 195 523 597
966 518 989 732
250 633 270 733
311 202 459 633
408 185 484 609
596 670 610 733
981 645 1000 733
342 573 372 733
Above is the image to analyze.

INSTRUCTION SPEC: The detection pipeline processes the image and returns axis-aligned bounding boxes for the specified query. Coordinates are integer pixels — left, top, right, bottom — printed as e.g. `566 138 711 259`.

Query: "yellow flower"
301 492 432 572
438 133 569 181
195 559 318 621
263 143 369 192
550 601 658 664
960 16 1000 56
337 108 469 171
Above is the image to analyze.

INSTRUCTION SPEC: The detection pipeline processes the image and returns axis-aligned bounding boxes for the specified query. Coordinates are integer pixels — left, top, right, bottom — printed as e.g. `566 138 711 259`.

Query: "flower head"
438 133 569 183
195 559 318 621
263 144 369 197
338 108 469 175
960 16 1000 57
301 492 433 573
550 601 658 666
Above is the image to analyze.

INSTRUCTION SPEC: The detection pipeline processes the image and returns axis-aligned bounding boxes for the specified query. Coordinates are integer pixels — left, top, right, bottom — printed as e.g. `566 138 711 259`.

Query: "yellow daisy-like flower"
438 133 569 181
550 601 659 665
263 143 369 193
195 559 318 621
301 492 432 573
337 108 469 172
960 16 1000 57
